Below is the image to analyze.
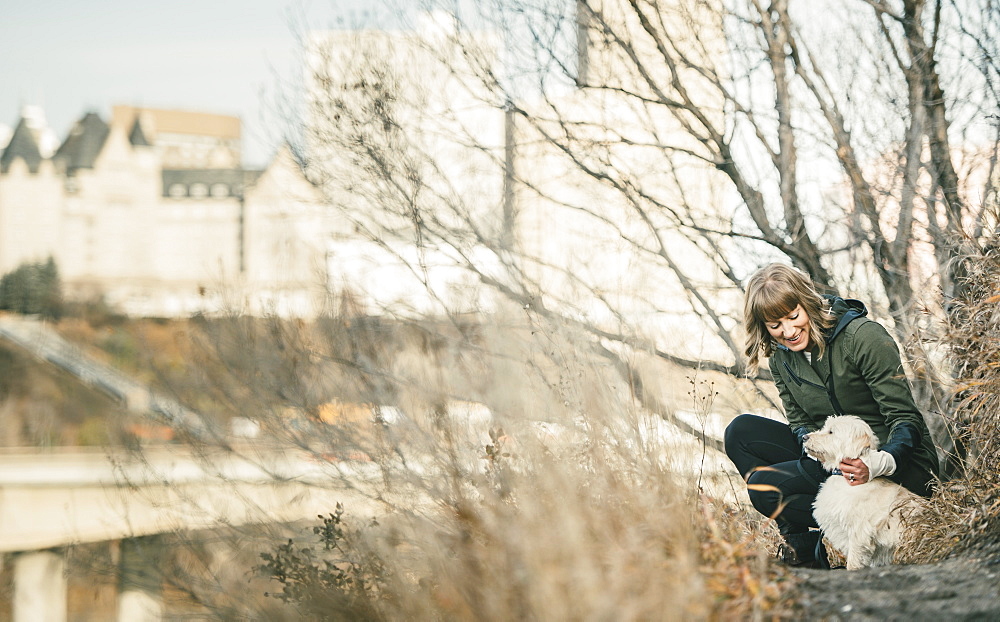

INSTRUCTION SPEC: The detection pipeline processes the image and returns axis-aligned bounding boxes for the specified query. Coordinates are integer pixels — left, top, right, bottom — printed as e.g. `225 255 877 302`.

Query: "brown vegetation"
0 340 128 447
898 245 1000 563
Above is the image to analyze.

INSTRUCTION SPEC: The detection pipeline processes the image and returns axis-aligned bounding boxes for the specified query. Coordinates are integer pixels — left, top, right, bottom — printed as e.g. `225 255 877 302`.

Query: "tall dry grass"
896 245 1000 563
126 300 795 620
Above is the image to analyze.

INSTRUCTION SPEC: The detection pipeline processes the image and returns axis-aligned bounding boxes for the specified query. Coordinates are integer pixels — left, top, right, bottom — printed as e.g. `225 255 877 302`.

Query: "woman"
725 263 939 568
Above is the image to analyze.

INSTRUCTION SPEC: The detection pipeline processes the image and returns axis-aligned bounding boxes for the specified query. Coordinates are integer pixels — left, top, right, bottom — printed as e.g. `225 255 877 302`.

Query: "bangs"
750 287 798 324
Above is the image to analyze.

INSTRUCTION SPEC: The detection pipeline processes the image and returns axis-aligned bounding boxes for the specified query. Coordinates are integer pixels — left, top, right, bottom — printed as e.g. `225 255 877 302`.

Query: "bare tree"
295 0 998 452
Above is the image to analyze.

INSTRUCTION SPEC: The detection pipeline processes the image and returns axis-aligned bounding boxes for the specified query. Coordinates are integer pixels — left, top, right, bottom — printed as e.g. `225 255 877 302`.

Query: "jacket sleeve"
848 321 924 466
880 421 921 466
769 355 813 438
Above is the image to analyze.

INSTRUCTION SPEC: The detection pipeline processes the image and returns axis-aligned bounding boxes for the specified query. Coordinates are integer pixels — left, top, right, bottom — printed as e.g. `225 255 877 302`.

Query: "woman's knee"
724 413 759 455
745 469 782 516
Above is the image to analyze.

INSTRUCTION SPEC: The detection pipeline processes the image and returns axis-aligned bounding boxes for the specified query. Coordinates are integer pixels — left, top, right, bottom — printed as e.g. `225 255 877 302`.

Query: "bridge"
0 316 383 620
0 446 381 621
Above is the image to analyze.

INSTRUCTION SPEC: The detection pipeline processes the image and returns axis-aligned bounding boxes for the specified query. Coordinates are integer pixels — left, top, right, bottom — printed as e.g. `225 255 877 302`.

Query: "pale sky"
0 0 399 167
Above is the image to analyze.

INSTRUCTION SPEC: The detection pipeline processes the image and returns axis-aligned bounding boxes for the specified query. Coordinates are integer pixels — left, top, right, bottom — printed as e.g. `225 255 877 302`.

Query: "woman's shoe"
778 530 830 569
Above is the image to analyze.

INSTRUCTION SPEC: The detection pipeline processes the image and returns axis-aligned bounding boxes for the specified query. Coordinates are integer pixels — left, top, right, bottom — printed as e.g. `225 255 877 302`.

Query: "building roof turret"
128 117 151 147
0 116 44 174
54 112 110 173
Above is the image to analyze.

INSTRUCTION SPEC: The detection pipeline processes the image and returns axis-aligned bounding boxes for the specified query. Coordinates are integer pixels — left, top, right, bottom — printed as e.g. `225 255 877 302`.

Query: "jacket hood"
824 295 868 343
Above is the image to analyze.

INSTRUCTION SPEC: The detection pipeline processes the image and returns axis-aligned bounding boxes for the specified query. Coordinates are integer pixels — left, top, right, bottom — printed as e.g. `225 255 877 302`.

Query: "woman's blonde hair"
743 263 834 374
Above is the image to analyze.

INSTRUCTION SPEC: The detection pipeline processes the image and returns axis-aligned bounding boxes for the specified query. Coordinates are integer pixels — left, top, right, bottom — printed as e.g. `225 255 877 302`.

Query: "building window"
190 183 209 198
168 183 187 197
210 183 229 197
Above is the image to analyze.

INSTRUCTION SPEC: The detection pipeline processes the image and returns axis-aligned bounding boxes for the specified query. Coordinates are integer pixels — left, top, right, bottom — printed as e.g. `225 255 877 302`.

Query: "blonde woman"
724 263 938 567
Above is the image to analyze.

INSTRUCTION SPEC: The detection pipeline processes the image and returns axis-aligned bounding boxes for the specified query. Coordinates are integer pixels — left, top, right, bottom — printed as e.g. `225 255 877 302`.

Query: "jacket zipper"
782 361 846 417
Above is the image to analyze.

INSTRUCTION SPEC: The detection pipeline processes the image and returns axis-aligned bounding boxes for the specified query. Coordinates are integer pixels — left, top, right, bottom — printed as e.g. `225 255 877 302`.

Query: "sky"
0 0 394 168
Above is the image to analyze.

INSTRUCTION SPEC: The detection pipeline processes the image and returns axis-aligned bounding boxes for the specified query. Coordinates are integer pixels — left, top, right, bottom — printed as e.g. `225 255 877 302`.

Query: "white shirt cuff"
861 450 897 479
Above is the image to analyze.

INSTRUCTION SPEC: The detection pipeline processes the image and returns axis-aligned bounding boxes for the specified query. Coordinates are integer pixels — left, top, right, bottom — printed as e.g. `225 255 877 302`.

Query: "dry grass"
243 444 797 621
897 246 1000 563
46 296 807 619
85 302 794 620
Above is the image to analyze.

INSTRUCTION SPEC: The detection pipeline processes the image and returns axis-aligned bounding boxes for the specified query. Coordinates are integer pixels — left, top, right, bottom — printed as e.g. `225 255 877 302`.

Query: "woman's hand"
839 457 869 485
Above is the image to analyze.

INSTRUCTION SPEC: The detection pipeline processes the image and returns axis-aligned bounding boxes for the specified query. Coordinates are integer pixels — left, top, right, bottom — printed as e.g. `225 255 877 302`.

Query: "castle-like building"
0 105 331 316
0 4 728 337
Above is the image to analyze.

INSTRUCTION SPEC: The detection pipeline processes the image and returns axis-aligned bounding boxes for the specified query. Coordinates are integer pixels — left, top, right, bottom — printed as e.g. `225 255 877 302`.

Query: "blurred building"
1 3 734 335
301 3 736 360
303 11 508 316
0 105 330 316
111 105 242 169
0 18 506 320
510 0 735 356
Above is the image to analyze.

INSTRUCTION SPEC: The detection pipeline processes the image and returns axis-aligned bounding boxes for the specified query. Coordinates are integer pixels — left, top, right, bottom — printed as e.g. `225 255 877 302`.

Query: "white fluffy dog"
803 415 923 570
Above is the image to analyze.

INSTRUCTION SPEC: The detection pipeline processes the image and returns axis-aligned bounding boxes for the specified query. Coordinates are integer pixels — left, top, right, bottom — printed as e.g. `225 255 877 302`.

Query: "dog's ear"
853 429 874 455
852 427 879 454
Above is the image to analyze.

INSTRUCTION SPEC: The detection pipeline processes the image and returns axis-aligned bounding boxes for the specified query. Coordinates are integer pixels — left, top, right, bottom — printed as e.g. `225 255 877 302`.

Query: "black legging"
724 414 830 534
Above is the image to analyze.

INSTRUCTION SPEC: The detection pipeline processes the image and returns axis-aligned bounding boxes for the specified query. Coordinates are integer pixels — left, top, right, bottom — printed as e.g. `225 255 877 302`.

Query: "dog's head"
802 415 880 471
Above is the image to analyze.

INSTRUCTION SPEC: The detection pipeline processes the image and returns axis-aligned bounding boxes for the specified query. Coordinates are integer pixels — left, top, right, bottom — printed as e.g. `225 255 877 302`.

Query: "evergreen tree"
0 257 63 319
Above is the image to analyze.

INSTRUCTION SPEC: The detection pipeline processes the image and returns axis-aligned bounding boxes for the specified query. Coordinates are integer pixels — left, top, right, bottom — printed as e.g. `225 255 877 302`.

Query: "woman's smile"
766 304 811 352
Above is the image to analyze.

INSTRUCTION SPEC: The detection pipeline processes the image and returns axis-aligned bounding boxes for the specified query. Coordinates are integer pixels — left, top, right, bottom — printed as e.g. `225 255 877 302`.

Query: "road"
0 314 199 431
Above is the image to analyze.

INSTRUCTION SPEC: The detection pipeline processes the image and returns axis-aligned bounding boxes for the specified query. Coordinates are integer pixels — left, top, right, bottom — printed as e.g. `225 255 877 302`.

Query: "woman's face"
765 304 811 352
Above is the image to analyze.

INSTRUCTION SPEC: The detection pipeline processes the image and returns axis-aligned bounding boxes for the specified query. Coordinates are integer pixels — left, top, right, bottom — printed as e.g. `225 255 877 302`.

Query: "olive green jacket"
768 297 939 483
